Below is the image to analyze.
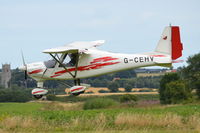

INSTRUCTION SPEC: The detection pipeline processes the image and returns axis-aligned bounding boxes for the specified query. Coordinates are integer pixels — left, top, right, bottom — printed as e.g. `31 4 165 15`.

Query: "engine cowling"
70 86 86 96
32 88 48 99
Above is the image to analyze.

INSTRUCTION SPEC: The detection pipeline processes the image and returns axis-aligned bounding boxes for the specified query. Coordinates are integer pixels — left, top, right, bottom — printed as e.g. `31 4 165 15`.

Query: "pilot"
68 53 77 66
44 59 56 68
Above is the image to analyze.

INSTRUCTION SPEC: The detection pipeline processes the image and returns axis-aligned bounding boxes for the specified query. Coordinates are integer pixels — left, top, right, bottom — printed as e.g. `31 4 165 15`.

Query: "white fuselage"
26 49 171 82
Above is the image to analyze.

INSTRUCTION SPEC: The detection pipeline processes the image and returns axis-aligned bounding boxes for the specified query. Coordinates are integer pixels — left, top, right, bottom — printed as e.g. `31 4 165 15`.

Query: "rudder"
171 26 183 60
155 26 183 60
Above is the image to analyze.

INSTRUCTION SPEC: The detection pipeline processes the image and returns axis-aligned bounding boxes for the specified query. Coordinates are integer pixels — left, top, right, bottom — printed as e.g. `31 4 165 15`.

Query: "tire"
33 95 43 99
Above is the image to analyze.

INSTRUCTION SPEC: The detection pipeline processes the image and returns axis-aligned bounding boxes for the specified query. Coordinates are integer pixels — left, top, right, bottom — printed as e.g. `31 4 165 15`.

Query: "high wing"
43 40 105 54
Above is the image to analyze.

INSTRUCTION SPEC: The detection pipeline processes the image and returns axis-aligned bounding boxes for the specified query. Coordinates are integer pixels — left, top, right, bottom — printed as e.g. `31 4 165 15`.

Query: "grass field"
0 95 200 133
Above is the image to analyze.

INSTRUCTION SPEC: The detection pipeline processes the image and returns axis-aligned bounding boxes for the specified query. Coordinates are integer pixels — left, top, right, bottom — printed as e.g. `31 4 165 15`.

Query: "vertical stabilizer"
155 26 183 60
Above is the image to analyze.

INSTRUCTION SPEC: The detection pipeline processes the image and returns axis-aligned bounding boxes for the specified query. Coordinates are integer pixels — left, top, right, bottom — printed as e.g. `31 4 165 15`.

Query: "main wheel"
33 95 43 99
71 90 85 96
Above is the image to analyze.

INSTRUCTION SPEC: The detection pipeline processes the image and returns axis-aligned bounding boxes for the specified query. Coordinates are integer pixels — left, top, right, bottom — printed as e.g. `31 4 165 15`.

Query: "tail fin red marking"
171 26 183 60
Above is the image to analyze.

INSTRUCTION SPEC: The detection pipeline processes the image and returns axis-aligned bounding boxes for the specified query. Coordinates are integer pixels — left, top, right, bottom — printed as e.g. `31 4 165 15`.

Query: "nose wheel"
33 95 43 99
32 81 48 100
32 88 48 99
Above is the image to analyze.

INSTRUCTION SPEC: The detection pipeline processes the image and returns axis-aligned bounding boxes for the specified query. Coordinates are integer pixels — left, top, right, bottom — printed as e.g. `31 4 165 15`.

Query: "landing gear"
33 95 43 99
69 85 86 96
49 52 87 96
32 88 48 99
69 79 86 96
74 79 81 86
32 82 48 100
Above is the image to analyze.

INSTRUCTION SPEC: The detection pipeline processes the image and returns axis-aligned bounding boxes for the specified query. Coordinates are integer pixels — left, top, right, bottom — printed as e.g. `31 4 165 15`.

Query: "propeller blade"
20 50 28 88
21 50 26 66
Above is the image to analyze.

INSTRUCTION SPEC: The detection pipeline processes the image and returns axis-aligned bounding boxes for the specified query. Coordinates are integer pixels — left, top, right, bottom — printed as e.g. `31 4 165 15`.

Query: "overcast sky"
0 0 199 69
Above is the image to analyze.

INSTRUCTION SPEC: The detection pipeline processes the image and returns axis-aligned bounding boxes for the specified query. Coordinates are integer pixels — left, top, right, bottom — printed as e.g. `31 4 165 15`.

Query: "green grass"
0 102 42 112
34 104 200 123
1 98 200 132
83 97 119 110
53 94 159 103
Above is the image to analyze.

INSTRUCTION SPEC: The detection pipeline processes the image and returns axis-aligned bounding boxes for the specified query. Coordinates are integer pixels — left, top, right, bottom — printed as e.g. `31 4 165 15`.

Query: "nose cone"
19 65 26 71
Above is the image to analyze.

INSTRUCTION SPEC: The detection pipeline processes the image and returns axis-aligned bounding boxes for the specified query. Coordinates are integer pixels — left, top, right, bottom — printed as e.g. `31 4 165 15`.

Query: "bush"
98 90 110 93
46 94 56 101
124 84 132 92
164 81 192 104
83 98 119 110
119 94 138 103
0 89 32 102
139 89 152 92
107 82 119 92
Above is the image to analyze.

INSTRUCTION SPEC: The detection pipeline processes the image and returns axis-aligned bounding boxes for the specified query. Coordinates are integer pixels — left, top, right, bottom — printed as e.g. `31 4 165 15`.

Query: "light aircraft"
19 26 183 99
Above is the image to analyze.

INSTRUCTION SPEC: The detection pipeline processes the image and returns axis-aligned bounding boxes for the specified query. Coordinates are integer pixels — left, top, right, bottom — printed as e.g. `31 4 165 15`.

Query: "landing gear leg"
32 81 48 100
37 82 44 88
74 79 81 86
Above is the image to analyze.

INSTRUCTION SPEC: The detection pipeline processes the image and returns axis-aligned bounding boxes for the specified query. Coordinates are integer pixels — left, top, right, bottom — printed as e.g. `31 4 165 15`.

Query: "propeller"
20 51 28 88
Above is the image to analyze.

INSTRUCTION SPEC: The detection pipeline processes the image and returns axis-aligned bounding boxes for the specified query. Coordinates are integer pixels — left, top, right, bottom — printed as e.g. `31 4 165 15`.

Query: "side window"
44 53 61 68
44 59 56 68
61 53 78 67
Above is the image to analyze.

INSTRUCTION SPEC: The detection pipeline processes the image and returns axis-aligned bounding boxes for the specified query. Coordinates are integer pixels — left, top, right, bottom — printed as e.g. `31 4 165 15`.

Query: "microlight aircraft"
19 26 183 99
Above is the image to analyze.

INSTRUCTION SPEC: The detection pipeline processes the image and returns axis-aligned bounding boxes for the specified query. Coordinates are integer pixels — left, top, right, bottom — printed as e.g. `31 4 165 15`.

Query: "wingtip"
93 40 105 44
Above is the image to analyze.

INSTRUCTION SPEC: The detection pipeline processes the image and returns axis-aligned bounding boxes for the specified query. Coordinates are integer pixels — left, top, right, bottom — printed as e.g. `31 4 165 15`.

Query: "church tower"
1 64 11 88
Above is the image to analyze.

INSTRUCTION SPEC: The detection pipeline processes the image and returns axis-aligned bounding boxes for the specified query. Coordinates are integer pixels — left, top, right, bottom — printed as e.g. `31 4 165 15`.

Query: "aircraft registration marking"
124 57 154 63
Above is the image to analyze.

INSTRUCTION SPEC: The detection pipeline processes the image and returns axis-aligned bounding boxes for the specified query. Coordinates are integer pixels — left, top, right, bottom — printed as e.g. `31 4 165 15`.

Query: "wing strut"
49 53 81 86
74 54 79 78
49 53 75 78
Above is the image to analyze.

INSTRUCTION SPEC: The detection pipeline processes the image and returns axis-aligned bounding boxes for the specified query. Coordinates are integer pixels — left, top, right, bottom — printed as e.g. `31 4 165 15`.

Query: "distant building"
135 68 177 77
135 68 168 73
135 68 168 77
0 64 11 88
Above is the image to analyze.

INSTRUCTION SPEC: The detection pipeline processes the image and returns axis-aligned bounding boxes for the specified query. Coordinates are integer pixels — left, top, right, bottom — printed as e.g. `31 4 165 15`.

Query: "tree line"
8 69 160 90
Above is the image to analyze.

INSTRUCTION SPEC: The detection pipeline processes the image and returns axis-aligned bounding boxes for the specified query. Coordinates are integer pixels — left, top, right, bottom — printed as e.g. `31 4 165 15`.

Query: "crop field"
0 95 200 133
65 87 158 95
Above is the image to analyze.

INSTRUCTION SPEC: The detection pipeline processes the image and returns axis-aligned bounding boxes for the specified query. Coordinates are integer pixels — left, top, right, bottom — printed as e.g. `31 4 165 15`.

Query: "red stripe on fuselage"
51 62 120 78
90 56 118 64
51 56 120 78
150 55 166 57
28 69 43 74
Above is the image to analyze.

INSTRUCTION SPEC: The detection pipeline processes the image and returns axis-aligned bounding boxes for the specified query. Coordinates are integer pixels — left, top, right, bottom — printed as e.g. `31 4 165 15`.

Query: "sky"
0 0 200 69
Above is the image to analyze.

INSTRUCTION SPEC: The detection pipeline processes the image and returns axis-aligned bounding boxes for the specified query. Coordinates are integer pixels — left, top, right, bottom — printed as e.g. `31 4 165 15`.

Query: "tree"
114 70 136 78
124 83 132 92
181 53 200 98
164 81 192 104
159 73 180 104
107 82 119 92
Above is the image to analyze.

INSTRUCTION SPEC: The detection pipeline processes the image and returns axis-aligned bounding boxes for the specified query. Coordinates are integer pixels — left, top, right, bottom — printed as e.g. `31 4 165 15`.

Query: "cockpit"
44 53 78 68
